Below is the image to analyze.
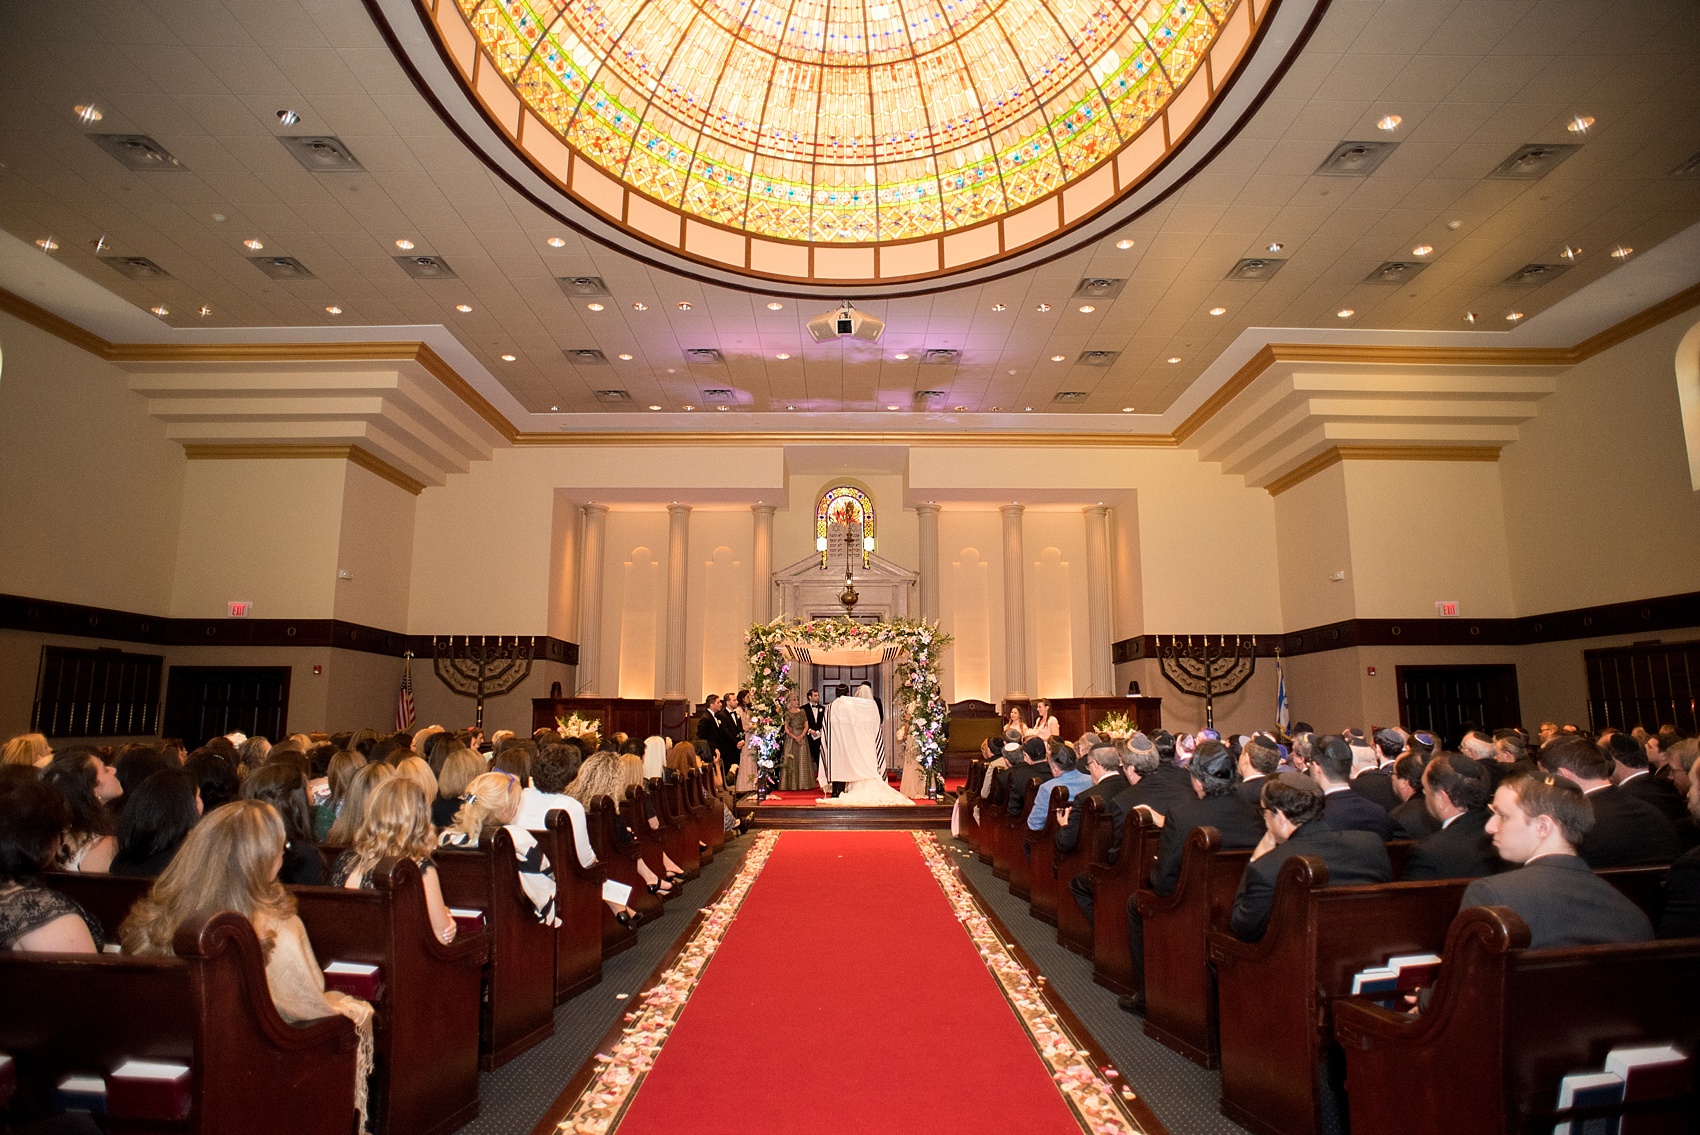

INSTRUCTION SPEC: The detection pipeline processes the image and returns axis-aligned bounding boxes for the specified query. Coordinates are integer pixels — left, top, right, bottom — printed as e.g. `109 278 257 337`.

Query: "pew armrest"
175 912 358 1056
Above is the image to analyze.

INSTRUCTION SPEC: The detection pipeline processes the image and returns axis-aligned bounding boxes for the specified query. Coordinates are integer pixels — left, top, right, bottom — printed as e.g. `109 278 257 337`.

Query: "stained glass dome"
415 0 1274 283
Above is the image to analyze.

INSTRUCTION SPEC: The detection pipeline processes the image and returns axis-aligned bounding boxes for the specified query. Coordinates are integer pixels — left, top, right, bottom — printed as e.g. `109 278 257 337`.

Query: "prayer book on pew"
1605 1045 1690 1135
53 1073 107 1115
106 1060 192 1121
449 907 486 936
1349 953 1442 1000
323 960 383 1001
1554 1071 1623 1135
0 1053 15 1106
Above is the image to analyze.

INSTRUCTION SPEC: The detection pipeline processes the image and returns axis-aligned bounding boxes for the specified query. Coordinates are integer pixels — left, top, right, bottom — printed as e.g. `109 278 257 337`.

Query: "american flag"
396 653 416 731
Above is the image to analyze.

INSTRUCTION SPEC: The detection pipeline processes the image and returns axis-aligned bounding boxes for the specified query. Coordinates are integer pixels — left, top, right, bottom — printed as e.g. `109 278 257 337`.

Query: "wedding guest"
517 745 639 925
781 696 813 790
315 750 366 841
325 762 394 847
185 749 241 814
435 745 483 827
241 764 326 885
111 768 201 877
41 750 120 872
439 772 561 927
330 778 457 943
0 778 102 952
1005 705 1026 736
1658 771 1700 938
393 756 439 809
1029 699 1060 742
2 732 51 769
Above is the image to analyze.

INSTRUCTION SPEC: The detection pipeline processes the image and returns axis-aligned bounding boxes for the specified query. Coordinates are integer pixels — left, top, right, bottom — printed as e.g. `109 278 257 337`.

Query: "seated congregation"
957 719 1700 1134
0 723 745 1135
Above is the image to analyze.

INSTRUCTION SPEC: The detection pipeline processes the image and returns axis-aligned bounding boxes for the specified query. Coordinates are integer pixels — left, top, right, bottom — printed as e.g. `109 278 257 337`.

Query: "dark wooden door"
164 666 291 745
814 665 878 707
1585 639 1700 734
1396 665 1521 747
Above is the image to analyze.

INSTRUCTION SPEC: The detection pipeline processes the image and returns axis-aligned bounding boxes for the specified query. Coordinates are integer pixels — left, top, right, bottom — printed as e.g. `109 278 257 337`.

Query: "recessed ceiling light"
666 368 677 374
1209 306 1226 316
786 404 796 410
1121 406 1134 412
1116 239 1134 250
243 238 265 250
1377 114 1402 132
1337 308 1355 318
75 104 103 124
547 237 567 248
1447 220 1463 231
212 213 226 222
1412 244 1433 256
683 403 694 410
886 405 901 411
1051 355 1065 362
394 239 414 250
1506 311 1524 322
550 405 559 411
1007 370 1018 376
325 305 342 314
586 302 605 311
276 109 299 126
1561 245 1581 261
456 303 473 312
631 301 647 311
893 352 909 360
717 405 729 411
1267 241 1284 252
34 237 58 251
766 301 784 310
197 305 211 317
501 353 517 361
1036 303 1052 312
618 353 633 360
1167 356 1181 364
992 303 1007 312
1568 115 1595 134
1611 245 1633 259
775 352 790 360
954 405 966 412
648 404 661 411
1078 304 1096 313
150 305 169 317
1464 311 1478 324
676 301 692 311
1024 406 1033 412
990 405 1002 411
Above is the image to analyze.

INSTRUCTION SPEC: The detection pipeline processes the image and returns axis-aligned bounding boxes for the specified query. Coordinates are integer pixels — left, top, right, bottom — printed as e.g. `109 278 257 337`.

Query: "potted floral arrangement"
1094 711 1134 742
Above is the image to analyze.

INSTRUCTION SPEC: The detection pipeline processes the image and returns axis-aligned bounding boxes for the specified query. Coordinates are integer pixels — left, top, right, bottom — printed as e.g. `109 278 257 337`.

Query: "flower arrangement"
555 711 602 741
741 616 953 790
1094 711 1134 740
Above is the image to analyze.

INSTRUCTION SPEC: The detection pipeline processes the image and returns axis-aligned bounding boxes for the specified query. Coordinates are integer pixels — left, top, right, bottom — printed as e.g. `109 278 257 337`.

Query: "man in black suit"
696 695 736 775
1401 754 1498 880
1605 733 1687 823
802 688 826 783
1658 774 1700 938
1117 745 1262 1013
1143 730 1195 799
1236 735 1280 808
1229 774 1393 942
1311 735 1395 840
1352 728 1405 812
1541 734 1681 867
1387 752 1441 839
1115 733 1195 820
1062 746 1134 925
1004 737 1051 818
1461 773 1653 949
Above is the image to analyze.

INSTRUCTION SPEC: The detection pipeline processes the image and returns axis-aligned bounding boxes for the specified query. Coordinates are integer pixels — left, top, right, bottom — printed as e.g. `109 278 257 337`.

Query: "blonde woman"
330 778 456 945
325 762 394 847
439 772 560 927
393 756 438 808
315 750 366 842
2 732 51 769
434 745 483 827
121 801 374 1128
568 747 677 895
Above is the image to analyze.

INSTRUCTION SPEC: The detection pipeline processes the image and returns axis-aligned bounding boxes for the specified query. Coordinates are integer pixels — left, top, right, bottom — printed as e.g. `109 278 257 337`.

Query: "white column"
1084 505 1113 696
1000 503 1028 699
577 504 608 694
664 504 691 699
751 504 775 623
916 503 940 623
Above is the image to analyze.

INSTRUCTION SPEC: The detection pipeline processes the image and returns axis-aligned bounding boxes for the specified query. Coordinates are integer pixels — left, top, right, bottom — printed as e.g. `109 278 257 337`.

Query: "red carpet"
614 831 1083 1135
755 778 964 805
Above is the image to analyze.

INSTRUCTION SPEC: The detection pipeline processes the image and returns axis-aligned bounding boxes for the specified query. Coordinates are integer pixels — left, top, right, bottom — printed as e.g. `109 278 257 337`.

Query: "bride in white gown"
817 684 915 807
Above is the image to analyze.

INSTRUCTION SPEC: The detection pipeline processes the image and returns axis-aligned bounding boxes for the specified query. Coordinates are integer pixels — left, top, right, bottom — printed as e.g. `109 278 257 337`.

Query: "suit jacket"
1229 822 1393 941
1351 769 1401 813
1389 794 1442 840
1323 788 1395 840
1461 854 1653 949
1146 762 1195 798
1657 844 1700 939
1237 774 1268 809
1400 808 1499 881
1149 791 1264 897
1054 772 1129 856
695 711 734 765
1617 771 1688 824
1005 762 1050 817
1579 785 1682 868
1116 771 1196 821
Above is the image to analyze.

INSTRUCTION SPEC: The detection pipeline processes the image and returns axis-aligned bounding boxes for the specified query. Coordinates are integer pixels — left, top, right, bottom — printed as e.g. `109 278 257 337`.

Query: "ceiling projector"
807 303 884 343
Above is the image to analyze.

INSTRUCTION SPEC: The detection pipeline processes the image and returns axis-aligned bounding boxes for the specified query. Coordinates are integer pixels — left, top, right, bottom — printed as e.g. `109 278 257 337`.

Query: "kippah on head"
1192 745 1236 783
1319 735 1353 765
1126 732 1156 754
1192 738 1228 764
1274 771 1321 796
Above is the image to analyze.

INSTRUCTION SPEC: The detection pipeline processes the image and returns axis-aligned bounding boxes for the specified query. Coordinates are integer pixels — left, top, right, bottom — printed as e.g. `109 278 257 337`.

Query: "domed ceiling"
407 0 1286 288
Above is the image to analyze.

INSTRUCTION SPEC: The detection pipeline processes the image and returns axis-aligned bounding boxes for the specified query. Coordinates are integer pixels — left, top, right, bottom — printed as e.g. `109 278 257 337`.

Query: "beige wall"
333 463 418 630
1274 461 1355 628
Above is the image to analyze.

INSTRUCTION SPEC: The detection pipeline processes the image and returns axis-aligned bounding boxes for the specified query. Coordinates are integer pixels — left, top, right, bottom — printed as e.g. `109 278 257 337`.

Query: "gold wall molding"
183 443 426 495
510 429 1179 447
1264 444 1502 496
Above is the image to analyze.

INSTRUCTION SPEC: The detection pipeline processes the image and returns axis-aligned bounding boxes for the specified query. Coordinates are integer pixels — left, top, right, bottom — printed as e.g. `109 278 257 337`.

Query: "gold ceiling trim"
510 429 1180 447
1264 444 1502 496
182 443 427 495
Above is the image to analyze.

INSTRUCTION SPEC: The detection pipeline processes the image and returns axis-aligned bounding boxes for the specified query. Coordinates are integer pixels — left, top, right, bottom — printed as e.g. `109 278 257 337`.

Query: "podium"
1001 697 1163 741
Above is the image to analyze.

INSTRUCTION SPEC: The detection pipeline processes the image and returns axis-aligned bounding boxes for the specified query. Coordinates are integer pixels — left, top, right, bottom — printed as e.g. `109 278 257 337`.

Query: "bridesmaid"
780 695 812 791
1030 698 1060 743
1005 704 1025 737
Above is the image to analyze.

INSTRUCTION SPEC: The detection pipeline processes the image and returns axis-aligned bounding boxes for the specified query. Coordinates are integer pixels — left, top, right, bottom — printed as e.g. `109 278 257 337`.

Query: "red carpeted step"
616 831 1082 1135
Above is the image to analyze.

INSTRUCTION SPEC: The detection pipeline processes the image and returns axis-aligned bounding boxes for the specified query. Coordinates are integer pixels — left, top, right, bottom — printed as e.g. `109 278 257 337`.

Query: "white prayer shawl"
820 686 885 786
642 736 668 780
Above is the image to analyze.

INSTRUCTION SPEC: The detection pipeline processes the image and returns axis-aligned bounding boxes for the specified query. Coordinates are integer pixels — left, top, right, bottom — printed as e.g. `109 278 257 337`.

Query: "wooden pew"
1134 828 1253 1068
623 786 678 903
1334 905 1700 1135
991 779 1036 883
534 809 608 1003
0 911 358 1135
1054 793 1115 958
955 760 986 853
976 772 1007 866
48 861 489 1135
588 796 653 958
655 778 701 880
1007 781 1051 902
1206 858 1474 1135
1025 784 1071 923
434 828 557 1069
1090 809 1161 996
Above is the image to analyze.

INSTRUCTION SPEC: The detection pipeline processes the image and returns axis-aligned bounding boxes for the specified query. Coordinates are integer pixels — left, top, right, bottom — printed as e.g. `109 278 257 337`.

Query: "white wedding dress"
817 685 916 807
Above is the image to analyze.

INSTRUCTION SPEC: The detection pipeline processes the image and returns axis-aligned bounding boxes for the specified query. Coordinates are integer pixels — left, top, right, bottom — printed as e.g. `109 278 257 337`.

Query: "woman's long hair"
567 751 627 807
436 747 483 799
240 763 315 848
618 753 644 795
41 753 114 838
115 768 200 866
441 772 521 843
393 756 438 806
2 733 50 768
666 742 699 778
326 750 366 811
344 777 437 880
325 762 394 847
120 800 293 958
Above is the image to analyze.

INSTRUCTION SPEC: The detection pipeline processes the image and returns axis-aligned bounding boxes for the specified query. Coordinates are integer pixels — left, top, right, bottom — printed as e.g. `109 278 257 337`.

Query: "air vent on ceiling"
88 134 185 171
1315 140 1395 177
1503 262 1571 287
701 387 735 399
556 276 611 297
248 255 315 280
1488 143 1579 180
1226 257 1286 281
921 348 959 364
394 255 456 279
593 388 631 401
99 255 172 280
564 349 609 364
1077 350 1119 367
1052 391 1089 403
1366 261 1428 284
1672 151 1700 178
278 135 364 173
914 389 948 400
684 348 724 364
1072 277 1125 300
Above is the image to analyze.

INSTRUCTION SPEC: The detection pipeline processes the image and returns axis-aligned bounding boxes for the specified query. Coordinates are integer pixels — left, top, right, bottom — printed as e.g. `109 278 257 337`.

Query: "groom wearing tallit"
819 683 885 795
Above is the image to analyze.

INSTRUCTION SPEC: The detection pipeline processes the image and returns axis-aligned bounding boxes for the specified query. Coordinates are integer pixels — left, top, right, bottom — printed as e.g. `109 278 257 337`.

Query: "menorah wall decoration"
1156 634 1258 731
431 635 535 729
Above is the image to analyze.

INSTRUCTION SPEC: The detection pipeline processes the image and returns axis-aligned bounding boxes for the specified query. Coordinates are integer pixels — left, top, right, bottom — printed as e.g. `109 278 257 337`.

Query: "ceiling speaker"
806 304 884 343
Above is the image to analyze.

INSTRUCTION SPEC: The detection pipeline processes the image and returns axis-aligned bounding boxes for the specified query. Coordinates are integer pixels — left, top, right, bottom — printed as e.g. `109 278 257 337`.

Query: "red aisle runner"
614 831 1084 1135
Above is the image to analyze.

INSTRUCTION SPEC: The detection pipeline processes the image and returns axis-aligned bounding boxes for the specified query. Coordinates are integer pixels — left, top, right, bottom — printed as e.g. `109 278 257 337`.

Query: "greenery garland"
742 616 953 791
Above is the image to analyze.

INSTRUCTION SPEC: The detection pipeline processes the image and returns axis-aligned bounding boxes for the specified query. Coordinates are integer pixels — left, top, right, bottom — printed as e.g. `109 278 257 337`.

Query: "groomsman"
697 695 737 775
803 688 826 782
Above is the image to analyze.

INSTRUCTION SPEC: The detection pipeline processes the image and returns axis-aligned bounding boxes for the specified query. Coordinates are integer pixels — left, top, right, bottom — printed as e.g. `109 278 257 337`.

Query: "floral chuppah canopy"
743 616 952 794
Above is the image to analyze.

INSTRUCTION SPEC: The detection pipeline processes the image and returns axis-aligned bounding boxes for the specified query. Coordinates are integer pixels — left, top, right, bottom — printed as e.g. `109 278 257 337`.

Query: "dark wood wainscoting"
164 666 292 742
1395 665 1521 744
1585 638 1700 734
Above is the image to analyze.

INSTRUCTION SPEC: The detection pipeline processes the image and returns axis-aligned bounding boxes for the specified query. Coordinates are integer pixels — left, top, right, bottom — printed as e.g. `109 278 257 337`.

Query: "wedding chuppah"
819 685 912 806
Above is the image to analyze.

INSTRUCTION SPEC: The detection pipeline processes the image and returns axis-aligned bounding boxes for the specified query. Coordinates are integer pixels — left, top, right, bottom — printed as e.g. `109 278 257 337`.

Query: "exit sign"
1435 601 1459 617
227 601 253 618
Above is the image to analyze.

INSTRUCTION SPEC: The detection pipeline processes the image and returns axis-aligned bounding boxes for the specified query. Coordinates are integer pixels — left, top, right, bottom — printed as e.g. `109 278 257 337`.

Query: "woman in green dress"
780 697 812 791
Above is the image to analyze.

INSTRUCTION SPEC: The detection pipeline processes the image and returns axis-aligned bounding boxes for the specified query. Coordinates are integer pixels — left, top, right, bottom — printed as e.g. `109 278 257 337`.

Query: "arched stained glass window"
816 485 875 567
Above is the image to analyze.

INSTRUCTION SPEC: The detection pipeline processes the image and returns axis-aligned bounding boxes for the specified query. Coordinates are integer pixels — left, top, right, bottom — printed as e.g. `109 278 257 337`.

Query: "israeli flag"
1275 655 1290 732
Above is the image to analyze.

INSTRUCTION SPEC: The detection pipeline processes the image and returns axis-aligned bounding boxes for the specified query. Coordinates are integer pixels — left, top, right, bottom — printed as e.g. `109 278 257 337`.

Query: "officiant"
820 684 883 796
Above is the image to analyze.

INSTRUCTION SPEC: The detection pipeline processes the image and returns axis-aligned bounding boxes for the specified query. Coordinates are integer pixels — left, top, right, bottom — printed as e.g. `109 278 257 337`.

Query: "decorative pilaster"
916 503 940 623
664 504 691 699
751 504 776 623
577 503 608 694
1000 503 1028 699
1084 505 1113 696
